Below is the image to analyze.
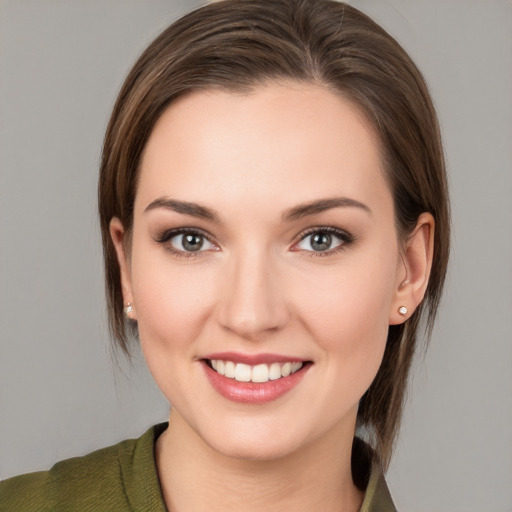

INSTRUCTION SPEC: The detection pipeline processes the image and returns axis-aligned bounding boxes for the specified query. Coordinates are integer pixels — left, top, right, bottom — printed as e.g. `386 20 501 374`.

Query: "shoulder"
0 439 131 512
0 423 168 512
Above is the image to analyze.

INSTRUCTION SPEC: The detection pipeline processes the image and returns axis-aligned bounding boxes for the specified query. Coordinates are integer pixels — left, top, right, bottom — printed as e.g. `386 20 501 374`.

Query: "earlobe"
109 217 136 320
389 212 435 325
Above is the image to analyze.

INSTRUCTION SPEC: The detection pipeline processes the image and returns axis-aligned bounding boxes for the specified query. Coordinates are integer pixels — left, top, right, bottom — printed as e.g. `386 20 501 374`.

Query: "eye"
170 232 215 252
294 228 352 254
155 228 218 256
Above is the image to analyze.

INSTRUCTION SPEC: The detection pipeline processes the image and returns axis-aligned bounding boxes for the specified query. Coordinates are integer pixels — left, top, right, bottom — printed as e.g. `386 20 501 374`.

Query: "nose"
216 247 290 341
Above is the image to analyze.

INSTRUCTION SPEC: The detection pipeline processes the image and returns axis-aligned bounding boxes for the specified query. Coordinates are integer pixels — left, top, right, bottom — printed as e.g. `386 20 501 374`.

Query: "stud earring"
124 303 133 315
398 306 408 316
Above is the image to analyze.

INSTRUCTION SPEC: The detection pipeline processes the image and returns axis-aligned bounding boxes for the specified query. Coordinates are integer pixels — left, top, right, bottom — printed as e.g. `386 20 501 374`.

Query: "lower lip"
202 362 310 404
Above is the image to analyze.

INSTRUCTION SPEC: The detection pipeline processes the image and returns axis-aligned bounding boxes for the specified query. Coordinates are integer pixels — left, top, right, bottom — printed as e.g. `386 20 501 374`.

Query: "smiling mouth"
207 359 305 383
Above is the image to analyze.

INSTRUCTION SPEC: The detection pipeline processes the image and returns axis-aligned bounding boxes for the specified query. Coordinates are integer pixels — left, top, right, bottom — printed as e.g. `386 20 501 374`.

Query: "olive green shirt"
0 423 396 511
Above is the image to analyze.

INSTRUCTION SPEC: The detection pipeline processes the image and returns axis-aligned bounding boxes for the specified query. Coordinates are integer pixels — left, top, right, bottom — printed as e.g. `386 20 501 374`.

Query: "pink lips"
203 352 305 365
202 352 310 404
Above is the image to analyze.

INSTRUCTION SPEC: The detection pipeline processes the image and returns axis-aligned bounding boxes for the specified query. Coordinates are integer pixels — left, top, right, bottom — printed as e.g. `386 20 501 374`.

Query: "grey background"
0 1 511 511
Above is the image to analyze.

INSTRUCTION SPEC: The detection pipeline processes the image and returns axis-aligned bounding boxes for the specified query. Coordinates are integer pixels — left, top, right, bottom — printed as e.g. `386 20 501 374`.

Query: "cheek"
129 246 220 405
129 244 217 353
291 249 398 380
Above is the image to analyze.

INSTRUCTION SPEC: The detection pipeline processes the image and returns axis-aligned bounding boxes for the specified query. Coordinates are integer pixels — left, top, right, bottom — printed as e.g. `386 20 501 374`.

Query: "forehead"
135 82 391 217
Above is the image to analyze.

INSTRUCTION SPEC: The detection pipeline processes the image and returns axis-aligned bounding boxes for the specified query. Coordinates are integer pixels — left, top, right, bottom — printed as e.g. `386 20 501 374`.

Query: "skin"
111 82 434 512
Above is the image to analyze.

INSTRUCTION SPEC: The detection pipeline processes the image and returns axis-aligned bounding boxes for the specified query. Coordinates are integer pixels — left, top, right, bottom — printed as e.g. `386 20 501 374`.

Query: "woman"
0 0 449 510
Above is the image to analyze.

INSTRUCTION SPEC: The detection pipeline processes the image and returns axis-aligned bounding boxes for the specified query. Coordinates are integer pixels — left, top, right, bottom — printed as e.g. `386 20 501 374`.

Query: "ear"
109 217 136 320
389 212 435 325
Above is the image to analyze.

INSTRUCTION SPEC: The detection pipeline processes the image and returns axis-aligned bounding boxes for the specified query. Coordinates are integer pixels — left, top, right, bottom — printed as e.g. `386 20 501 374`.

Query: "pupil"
183 234 203 251
312 233 331 251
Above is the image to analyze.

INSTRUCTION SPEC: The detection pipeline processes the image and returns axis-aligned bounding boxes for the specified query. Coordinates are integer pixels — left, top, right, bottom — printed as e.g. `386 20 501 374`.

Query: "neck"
156 410 364 512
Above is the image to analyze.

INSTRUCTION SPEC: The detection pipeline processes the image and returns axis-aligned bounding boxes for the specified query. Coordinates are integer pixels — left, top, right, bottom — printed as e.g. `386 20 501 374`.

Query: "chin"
206 411 335 463
207 430 303 462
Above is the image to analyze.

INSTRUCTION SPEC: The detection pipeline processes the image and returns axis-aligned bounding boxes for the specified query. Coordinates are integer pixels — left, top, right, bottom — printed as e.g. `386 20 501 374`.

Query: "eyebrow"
282 197 372 222
144 196 371 223
144 198 221 223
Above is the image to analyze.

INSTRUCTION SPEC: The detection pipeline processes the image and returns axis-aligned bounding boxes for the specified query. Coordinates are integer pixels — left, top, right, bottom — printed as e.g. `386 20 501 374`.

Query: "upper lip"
202 352 308 365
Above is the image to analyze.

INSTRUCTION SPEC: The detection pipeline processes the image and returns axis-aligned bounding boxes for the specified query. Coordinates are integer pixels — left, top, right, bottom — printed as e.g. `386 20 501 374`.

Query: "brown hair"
98 0 449 469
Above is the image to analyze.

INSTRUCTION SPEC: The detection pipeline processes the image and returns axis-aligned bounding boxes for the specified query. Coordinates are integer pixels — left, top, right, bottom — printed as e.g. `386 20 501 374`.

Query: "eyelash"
155 228 217 259
155 226 355 259
295 226 355 257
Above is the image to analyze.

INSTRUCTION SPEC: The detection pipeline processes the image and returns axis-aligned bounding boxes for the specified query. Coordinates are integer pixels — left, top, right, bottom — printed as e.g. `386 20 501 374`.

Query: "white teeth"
234 363 252 382
224 361 235 378
209 360 303 383
291 362 302 373
281 362 292 377
252 364 269 383
269 363 282 380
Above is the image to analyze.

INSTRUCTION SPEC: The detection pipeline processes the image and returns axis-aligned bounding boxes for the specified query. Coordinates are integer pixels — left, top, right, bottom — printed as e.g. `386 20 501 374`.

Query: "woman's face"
113 82 410 460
